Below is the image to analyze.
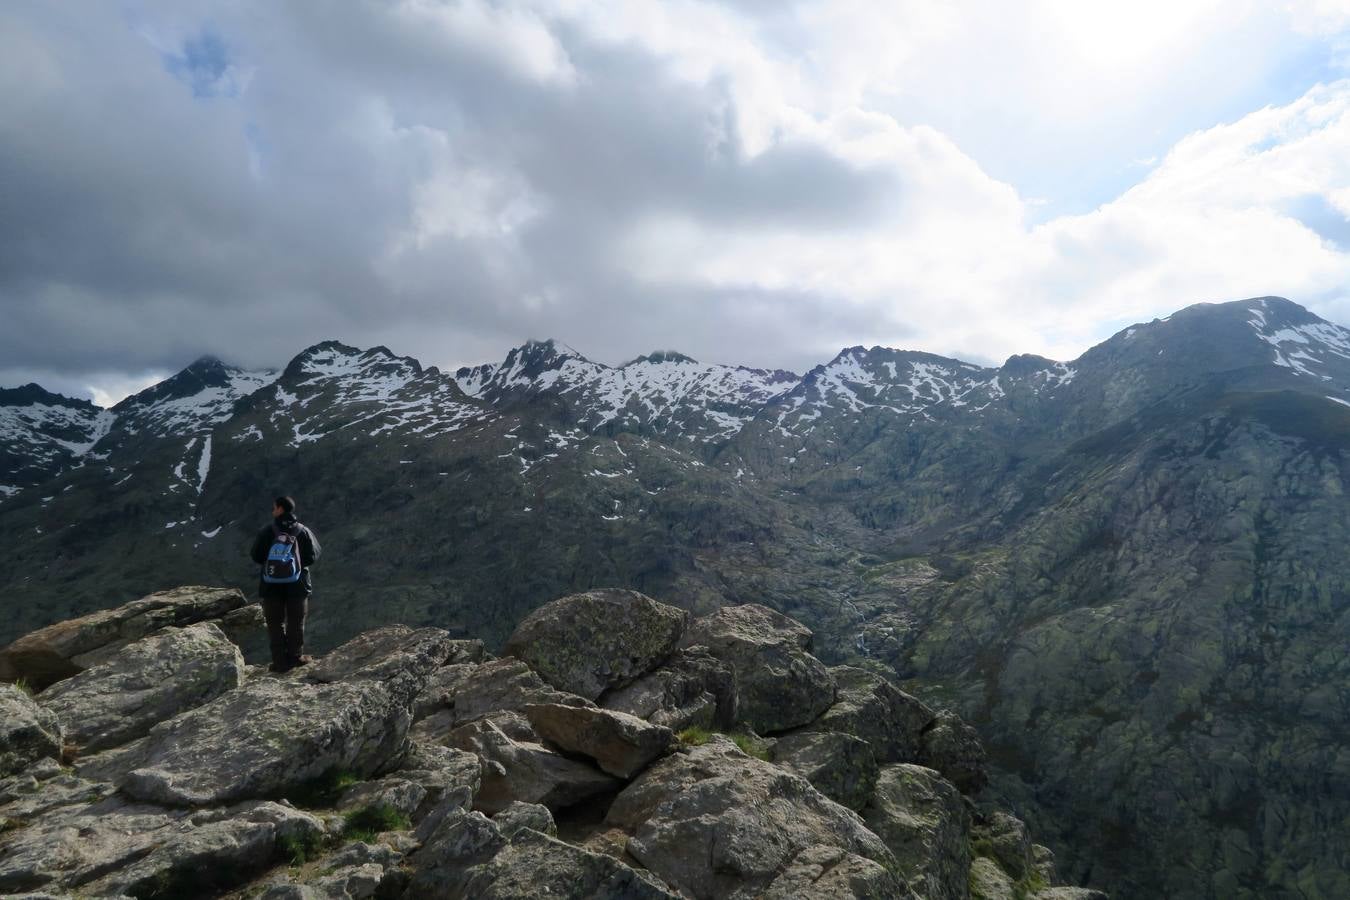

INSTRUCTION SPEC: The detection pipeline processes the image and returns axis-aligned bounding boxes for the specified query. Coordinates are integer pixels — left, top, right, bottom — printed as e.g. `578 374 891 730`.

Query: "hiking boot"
290 654 313 667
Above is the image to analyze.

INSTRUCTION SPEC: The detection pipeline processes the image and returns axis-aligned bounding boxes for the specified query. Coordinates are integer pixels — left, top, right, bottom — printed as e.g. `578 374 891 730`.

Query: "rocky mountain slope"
0 384 114 499
2 296 1349 897
0 585 1104 899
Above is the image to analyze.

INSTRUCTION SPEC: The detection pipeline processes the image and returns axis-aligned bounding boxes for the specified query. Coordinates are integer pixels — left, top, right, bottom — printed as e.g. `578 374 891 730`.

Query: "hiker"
250 495 322 673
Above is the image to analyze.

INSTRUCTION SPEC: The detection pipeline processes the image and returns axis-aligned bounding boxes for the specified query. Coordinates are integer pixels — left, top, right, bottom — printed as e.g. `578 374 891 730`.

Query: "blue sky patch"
163 29 237 98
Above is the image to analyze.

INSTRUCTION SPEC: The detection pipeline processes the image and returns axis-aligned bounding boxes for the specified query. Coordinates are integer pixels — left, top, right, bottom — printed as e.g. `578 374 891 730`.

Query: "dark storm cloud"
0 1 899 399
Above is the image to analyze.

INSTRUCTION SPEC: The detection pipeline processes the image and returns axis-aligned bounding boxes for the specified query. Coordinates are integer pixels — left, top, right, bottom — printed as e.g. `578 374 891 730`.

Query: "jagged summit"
1073 295 1350 393
1176 294 1317 324
0 383 115 498
1000 353 1058 376
110 356 276 438
495 338 594 379
282 340 424 382
622 350 699 366
0 383 98 410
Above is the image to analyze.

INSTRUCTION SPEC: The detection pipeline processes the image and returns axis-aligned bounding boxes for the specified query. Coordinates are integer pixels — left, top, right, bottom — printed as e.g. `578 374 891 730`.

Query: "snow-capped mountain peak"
465 339 800 440
1244 297 1350 380
781 347 996 423
111 356 277 437
0 385 115 498
622 350 699 366
239 341 482 448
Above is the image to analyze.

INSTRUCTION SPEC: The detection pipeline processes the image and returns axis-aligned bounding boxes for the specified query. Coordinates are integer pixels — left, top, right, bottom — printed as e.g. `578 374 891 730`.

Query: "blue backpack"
262 523 304 584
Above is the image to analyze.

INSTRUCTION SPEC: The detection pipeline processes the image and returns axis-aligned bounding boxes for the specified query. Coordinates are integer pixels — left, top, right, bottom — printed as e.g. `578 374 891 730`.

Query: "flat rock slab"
0 767 113 822
678 604 836 734
447 718 620 815
0 796 323 897
524 703 673 779
0 586 248 690
76 677 413 806
607 736 898 899
503 589 688 700
458 825 679 899
37 622 244 754
302 624 455 686
0 685 62 778
760 844 913 899
864 764 971 900
408 808 678 899
811 665 935 764
414 658 594 727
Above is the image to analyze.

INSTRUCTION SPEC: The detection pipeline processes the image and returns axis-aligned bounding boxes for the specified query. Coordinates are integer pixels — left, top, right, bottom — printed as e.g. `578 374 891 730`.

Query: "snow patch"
195 435 212 494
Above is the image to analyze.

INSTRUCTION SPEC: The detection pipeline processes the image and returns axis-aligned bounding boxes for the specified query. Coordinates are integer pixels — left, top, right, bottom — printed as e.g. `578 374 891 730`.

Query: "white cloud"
1285 0 1350 37
392 0 577 86
620 76 1350 363
4 0 1350 393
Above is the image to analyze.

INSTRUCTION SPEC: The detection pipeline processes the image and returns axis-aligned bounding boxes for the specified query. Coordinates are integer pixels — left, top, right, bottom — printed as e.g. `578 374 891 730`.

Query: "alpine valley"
3 296 1349 899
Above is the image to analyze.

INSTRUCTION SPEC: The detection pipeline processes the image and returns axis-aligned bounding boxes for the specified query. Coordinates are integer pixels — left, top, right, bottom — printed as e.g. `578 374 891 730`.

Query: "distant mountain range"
3 296 1350 898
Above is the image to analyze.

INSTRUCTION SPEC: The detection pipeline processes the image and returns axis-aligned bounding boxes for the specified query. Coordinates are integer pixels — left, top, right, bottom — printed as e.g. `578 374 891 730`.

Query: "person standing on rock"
250 495 321 673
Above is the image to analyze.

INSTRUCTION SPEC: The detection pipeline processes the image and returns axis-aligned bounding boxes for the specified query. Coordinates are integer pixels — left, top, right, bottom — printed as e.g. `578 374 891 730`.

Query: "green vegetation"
342 803 411 844
729 733 771 761
1012 871 1050 900
675 726 770 761
136 860 257 899
12 678 33 696
284 769 360 809
676 725 712 745
278 830 328 867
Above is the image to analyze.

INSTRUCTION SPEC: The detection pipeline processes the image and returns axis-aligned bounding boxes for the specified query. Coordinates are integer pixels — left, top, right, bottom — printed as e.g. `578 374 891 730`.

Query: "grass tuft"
729 733 771 761
676 726 712 745
342 803 411 844
284 769 361 809
676 726 770 760
278 830 328 867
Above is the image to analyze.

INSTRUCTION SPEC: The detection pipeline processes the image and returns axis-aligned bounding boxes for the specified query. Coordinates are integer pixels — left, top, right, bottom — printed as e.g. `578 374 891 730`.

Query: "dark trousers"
262 593 308 665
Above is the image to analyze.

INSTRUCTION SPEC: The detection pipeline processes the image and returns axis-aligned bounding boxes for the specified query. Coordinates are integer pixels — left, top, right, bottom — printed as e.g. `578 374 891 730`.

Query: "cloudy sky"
5 0 1350 404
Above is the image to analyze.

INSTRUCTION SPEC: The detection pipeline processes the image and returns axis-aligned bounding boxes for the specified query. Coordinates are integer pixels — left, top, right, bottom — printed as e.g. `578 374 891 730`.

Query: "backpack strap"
272 521 300 540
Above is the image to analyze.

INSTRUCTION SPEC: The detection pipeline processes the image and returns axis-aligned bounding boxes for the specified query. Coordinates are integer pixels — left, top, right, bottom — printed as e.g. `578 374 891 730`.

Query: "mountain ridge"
3 294 1349 898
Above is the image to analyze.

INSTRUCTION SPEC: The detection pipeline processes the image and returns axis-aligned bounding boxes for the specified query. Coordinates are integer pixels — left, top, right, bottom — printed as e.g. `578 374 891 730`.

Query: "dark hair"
274 496 296 515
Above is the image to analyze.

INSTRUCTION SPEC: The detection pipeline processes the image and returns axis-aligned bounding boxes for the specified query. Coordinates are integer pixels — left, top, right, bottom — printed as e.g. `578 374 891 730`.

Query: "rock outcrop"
446 717 621 814
607 735 904 899
678 603 836 733
808 664 936 764
36 621 244 753
601 646 739 731
772 729 879 812
413 657 594 730
524 703 674 778
0 587 1104 899
0 586 248 690
0 684 63 777
864 764 971 900
503 588 689 700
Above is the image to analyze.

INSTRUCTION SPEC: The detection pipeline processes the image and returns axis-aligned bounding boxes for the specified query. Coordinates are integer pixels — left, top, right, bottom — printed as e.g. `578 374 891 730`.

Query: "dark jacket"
250 514 321 599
